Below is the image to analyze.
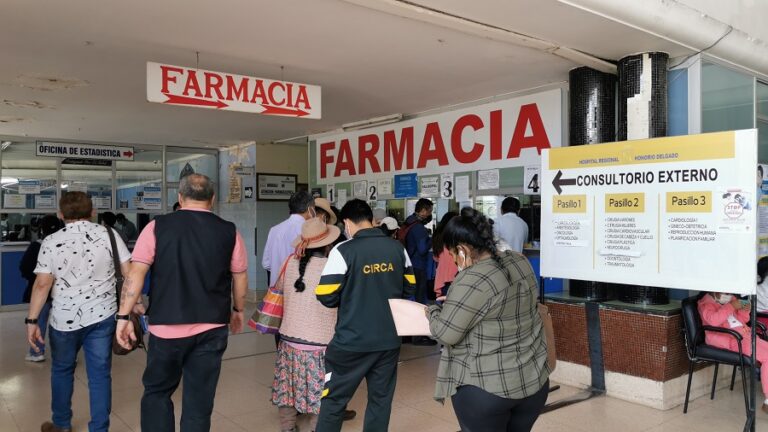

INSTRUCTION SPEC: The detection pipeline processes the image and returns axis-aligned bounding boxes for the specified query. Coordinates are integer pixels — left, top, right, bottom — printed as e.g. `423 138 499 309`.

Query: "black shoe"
343 410 357 421
412 336 437 346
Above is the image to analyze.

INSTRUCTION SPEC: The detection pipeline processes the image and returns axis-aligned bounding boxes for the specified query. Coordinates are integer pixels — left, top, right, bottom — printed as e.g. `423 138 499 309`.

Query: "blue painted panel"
527 255 563 294
2 251 27 305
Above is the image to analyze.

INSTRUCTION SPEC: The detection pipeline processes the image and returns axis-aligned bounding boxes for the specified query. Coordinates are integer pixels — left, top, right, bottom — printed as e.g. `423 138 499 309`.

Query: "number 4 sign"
524 166 541 195
441 173 454 199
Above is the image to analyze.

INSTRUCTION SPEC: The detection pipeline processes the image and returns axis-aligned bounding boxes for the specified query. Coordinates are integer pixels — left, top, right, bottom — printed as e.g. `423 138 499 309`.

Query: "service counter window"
116 149 163 211
0 213 59 242
1 142 57 212
61 165 112 210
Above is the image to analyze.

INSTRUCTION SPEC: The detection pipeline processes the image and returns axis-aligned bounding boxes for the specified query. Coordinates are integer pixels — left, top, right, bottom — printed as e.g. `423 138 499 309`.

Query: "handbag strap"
271 256 293 292
105 227 124 306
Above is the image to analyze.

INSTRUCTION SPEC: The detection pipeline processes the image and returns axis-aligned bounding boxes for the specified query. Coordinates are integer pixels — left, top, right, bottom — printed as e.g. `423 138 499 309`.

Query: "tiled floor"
0 306 765 432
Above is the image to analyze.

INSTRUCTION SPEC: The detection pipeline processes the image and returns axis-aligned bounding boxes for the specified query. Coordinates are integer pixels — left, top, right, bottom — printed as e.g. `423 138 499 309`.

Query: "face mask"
456 249 467 272
421 214 433 225
717 294 733 304
344 223 352 239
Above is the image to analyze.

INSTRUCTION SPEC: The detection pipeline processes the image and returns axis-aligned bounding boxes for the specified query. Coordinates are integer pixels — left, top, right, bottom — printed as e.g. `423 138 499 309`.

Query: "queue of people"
23 185 555 432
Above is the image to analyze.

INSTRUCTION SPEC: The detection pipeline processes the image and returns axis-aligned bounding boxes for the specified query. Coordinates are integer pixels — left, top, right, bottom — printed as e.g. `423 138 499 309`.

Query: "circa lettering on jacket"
363 262 395 274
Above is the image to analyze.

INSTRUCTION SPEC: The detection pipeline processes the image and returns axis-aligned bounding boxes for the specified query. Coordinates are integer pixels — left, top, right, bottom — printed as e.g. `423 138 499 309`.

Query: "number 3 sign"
441 173 454 199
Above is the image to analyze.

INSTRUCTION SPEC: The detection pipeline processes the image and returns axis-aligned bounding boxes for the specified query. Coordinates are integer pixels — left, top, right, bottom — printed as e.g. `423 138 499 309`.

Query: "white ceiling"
0 0 693 148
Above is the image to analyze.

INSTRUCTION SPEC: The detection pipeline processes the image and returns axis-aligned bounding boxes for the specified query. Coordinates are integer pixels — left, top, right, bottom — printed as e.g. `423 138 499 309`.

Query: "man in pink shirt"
115 174 248 432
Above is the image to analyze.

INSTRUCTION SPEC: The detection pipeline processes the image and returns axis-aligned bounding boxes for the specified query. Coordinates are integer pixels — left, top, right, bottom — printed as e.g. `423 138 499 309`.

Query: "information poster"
420 177 439 198
337 189 348 207
477 169 500 190
353 180 368 199
540 130 758 295
455 175 470 202
378 179 392 196
35 195 55 209
759 164 768 258
257 174 297 201
394 174 418 198
69 182 88 193
92 196 111 209
3 194 25 208
18 180 41 195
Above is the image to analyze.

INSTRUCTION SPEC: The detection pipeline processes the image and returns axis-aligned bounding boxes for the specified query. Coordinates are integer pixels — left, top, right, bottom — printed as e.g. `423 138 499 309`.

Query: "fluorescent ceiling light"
342 113 403 131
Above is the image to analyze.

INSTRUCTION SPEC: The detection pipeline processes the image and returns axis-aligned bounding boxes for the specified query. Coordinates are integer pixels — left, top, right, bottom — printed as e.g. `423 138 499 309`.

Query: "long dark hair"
759 257 768 284
294 246 326 292
443 207 506 276
432 211 458 253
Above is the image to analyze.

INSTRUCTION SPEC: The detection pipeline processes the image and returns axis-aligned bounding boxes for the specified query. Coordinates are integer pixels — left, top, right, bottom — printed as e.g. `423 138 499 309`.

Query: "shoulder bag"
107 227 145 355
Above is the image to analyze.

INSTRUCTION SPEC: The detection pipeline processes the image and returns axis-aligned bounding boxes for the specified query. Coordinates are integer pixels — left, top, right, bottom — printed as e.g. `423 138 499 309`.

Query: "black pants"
414 268 428 304
316 345 400 432
451 380 549 432
141 326 229 432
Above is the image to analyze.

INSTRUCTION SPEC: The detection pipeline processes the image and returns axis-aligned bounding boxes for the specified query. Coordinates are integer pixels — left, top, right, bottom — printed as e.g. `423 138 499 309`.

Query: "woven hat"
314 197 337 225
292 217 341 257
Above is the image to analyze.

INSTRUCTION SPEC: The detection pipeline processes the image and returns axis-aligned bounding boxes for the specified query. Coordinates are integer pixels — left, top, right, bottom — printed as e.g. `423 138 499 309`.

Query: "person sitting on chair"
698 292 768 413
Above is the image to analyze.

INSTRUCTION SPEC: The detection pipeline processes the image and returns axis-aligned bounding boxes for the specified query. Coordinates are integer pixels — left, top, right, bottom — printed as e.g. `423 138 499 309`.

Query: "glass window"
166 150 217 182
758 81 768 117
1 142 58 211
61 163 113 210
0 213 61 242
116 148 163 211
702 61 755 133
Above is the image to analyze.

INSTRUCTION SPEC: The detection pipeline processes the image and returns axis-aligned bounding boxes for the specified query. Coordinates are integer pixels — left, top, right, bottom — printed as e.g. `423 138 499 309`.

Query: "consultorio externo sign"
540 130 758 295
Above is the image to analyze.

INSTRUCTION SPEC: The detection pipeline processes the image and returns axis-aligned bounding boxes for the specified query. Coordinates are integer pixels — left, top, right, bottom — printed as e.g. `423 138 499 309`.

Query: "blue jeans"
29 301 51 356
49 317 115 432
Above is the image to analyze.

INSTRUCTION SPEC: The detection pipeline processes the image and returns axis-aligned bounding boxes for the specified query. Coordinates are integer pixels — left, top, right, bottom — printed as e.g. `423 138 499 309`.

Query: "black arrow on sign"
552 170 576 195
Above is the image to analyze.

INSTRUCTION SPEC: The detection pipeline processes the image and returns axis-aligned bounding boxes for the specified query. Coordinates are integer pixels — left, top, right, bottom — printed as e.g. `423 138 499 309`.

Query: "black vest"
147 210 236 325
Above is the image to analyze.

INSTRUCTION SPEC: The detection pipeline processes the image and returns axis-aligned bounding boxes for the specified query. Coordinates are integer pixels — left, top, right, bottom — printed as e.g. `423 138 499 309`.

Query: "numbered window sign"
440 173 454 199
327 184 336 203
369 185 378 201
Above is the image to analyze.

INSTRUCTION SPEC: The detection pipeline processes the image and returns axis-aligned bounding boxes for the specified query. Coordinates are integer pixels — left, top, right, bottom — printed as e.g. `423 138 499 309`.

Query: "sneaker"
412 336 437 346
41 422 72 432
25 353 45 362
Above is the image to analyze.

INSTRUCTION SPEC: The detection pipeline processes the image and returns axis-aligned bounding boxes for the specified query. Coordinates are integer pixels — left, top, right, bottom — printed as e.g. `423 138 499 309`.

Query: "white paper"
378 179 392 196
477 169 500 190
4 194 25 208
440 173 454 199
353 181 367 199
18 180 41 195
69 181 88 193
132 196 143 209
455 175 470 201
35 195 55 209
420 177 439 198
388 299 432 336
337 189 348 207
92 196 111 209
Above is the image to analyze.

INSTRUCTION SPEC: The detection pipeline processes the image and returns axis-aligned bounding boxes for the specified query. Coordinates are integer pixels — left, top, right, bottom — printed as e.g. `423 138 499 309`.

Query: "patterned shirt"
427 251 549 401
34 221 131 331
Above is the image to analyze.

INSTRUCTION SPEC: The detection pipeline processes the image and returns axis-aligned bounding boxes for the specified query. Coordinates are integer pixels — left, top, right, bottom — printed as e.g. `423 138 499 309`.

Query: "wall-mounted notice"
37 141 134 161
455 175 470 202
257 173 297 201
353 181 368 199
69 182 88 193
394 173 418 198
540 130 758 295
759 164 768 258
4 194 25 208
337 188 348 207
378 179 392 196
35 195 55 209
441 173 454 199
92 196 112 209
18 180 41 195
420 177 439 198
327 184 336 203
477 169 499 190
